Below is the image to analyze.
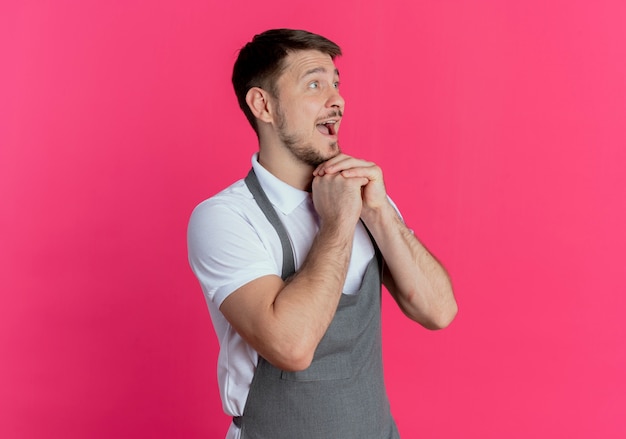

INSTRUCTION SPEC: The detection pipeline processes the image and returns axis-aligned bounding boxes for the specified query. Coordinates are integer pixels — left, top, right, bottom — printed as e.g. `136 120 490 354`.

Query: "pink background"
2 1 625 438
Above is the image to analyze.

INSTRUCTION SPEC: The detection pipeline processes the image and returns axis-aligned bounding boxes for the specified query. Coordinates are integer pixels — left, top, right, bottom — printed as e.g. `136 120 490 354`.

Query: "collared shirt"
188 154 380 438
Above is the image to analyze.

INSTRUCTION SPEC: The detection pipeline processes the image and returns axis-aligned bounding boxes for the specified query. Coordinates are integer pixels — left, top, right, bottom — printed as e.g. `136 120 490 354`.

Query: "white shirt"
187 154 378 438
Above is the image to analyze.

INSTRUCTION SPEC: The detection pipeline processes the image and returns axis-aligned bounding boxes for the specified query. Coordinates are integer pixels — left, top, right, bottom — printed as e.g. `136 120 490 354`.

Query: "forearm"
219 220 357 372
362 202 457 329
268 222 355 368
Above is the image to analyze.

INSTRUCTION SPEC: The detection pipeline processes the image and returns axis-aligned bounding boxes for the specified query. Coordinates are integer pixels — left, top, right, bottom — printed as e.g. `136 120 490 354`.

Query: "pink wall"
2 1 625 438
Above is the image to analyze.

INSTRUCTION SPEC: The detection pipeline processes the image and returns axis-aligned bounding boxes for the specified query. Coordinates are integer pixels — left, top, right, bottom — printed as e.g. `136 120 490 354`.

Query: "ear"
245 87 274 124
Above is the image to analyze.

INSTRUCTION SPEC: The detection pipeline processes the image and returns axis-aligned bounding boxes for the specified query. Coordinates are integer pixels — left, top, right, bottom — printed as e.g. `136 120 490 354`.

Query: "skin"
219 50 457 372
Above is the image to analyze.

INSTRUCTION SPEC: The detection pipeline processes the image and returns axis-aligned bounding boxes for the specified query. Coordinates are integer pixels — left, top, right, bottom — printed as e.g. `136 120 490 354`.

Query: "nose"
326 86 345 110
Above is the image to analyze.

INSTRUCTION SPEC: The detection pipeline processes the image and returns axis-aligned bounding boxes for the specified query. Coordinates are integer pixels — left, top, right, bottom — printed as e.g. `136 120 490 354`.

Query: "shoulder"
187 178 280 261
188 178 274 253
188 179 268 232
190 179 251 220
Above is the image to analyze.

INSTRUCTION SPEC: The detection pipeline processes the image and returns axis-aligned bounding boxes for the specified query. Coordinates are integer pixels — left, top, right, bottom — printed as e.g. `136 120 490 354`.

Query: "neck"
257 149 314 191
257 142 314 192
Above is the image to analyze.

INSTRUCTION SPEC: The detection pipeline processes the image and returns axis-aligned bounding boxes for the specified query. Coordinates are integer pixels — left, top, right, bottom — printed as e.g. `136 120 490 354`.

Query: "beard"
275 104 341 167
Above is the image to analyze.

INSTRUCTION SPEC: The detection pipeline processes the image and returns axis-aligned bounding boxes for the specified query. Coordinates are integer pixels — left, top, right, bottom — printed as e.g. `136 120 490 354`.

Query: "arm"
315 154 457 329
219 172 369 371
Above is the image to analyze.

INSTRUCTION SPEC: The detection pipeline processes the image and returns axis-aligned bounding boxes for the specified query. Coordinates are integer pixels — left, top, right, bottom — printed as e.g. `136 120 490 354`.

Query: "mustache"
316 110 343 123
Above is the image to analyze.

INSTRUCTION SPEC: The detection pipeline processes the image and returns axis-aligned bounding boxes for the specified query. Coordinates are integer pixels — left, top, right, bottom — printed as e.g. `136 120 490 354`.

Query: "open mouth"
316 120 338 136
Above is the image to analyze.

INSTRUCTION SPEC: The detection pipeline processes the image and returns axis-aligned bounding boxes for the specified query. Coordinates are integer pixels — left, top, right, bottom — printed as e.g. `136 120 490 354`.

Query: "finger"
314 154 350 176
340 163 380 181
318 156 372 176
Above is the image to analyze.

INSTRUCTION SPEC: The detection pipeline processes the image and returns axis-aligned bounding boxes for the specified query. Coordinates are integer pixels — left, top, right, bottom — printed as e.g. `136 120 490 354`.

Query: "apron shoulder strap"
244 168 296 280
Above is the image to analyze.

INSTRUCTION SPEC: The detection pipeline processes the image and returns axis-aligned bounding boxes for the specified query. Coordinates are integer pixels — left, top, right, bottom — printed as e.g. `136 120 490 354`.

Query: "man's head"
232 29 342 136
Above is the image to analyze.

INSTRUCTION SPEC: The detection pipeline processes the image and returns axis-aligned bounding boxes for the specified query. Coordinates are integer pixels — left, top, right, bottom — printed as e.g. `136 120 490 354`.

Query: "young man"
188 29 457 439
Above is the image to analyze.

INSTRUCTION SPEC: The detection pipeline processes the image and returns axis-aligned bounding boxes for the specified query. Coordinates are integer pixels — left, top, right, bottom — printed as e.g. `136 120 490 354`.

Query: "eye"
308 81 319 89
333 81 340 89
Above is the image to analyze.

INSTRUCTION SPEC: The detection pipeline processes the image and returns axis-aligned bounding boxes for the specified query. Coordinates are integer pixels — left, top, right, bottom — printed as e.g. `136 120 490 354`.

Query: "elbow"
266 338 316 372
424 300 458 330
249 320 320 372
424 281 458 330
406 286 457 330
431 305 458 330
272 349 314 372
279 353 314 372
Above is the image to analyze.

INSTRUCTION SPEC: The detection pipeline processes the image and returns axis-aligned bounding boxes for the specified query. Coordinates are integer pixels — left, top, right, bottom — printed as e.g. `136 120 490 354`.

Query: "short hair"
232 29 342 135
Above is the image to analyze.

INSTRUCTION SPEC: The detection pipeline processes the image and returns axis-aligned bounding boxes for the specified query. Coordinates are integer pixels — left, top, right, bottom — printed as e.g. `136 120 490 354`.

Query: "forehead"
279 50 339 82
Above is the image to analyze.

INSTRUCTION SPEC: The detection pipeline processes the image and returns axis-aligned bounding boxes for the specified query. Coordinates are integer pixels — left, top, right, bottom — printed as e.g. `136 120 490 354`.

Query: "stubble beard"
276 105 341 168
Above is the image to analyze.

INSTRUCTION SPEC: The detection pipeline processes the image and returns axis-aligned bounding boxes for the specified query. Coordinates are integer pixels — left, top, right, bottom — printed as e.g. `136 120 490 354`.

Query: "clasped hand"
311 154 388 227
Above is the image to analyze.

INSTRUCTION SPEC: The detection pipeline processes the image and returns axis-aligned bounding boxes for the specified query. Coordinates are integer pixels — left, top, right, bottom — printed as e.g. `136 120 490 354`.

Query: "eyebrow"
301 66 340 80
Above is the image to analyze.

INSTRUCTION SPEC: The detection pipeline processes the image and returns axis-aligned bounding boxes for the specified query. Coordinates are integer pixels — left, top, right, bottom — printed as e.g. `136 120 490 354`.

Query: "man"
188 29 457 439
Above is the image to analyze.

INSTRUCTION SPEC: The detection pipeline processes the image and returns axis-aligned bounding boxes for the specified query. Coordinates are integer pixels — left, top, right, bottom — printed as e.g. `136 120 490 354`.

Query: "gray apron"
236 169 400 439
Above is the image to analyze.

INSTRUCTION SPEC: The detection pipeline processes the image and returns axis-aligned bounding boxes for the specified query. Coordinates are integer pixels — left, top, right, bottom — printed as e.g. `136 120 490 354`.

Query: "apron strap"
244 168 296 280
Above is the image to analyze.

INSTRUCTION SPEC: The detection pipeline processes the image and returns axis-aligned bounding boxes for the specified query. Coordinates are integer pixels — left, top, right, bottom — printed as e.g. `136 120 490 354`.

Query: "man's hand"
312 164 369 230
314 154 389 223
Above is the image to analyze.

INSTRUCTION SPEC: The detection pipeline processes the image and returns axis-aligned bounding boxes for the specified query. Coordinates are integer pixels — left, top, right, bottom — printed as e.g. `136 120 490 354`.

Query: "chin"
286 137 341 167
327 141 341 157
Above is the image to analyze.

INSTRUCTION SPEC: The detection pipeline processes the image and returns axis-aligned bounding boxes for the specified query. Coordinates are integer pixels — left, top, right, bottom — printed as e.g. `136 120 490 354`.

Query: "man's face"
271 50 345 167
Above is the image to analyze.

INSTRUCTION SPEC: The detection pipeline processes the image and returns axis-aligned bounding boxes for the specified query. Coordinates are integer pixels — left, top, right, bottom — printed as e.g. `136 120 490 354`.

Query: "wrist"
319 217 359 240
361 200 396 227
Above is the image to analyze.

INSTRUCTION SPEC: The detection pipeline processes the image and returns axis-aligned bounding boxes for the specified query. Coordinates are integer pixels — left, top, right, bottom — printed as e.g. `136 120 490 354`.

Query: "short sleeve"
187 198 280 308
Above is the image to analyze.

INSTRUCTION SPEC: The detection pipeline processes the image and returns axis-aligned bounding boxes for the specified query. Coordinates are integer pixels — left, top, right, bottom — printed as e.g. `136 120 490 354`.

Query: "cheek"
281 99 320 132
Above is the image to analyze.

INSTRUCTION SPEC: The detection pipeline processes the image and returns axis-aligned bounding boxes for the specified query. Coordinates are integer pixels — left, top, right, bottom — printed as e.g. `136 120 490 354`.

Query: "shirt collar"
251 153 310 215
